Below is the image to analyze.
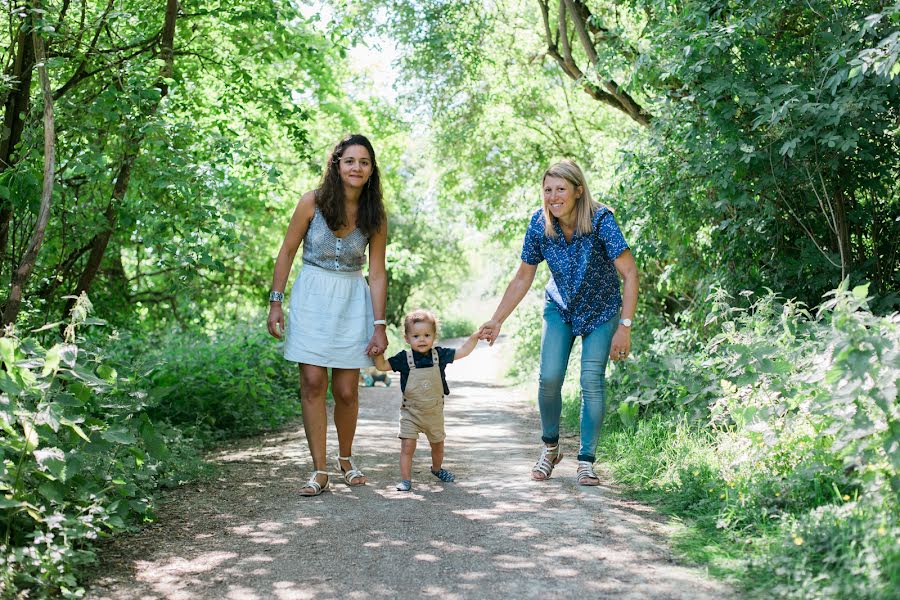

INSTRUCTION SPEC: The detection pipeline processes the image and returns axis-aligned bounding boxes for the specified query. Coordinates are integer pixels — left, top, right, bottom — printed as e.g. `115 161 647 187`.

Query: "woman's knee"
300 369 329 398
331 381 359 407
538 369 566 392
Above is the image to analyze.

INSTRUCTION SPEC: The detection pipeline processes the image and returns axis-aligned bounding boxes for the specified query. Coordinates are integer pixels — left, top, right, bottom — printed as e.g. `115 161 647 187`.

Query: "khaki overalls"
398 349 446 443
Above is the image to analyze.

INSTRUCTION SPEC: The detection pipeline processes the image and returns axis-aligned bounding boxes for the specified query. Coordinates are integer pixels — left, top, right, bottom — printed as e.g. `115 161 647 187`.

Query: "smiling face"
338 144 373 190
405 320 436 354
542 175 582 224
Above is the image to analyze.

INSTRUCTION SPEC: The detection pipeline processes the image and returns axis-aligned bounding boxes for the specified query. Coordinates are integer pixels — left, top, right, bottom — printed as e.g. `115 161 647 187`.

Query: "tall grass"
521 283 899 599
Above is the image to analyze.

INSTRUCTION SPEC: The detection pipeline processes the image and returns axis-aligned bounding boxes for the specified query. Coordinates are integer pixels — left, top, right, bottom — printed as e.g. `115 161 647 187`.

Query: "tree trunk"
64 0 178 314
2 6 55 328
0 26 36 259
833 186 850 282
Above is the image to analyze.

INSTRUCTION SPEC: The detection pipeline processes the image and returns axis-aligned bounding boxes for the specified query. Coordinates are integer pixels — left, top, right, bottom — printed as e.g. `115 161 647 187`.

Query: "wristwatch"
619 318 633 327
269 291 284 303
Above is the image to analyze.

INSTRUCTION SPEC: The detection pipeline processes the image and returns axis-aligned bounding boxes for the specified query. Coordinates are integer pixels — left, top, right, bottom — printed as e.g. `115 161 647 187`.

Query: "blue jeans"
538 301 617 463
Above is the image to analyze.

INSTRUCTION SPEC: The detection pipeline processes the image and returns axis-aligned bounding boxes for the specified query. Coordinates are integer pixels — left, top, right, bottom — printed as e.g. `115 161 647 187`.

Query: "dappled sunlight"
88 341 733 599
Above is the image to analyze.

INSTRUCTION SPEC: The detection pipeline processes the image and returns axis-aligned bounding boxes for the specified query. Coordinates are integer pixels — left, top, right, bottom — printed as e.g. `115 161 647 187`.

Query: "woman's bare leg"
299 364 329 493
332 367 367 484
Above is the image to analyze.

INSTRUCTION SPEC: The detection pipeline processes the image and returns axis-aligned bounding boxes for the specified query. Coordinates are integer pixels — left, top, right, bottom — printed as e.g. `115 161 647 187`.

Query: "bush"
0 300 303 597
0 295 177 598
515 282 899 598
752 501 899 600
438 316 477 340
114 320 301 445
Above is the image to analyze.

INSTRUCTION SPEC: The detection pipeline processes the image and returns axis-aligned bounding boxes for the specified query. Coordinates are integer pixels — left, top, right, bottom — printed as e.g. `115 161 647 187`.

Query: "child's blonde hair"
403 308 439 336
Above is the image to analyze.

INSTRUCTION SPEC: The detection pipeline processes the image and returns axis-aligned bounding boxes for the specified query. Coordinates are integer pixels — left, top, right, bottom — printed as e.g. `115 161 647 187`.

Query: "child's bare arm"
453 331 481 361
372 353 391 372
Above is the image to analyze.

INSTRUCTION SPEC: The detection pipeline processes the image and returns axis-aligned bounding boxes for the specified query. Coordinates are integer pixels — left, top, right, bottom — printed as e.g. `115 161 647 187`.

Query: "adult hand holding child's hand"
478 320 501 346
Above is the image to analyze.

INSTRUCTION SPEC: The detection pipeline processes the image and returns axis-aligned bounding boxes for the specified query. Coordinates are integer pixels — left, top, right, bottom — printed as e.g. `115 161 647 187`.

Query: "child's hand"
372 353 391 372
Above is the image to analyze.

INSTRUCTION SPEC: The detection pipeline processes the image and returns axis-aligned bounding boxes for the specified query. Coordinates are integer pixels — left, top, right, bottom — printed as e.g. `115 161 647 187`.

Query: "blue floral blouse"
521 207 629 336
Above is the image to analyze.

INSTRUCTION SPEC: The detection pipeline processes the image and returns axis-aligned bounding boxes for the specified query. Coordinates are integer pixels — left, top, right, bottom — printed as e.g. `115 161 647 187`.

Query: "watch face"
620 318 632 327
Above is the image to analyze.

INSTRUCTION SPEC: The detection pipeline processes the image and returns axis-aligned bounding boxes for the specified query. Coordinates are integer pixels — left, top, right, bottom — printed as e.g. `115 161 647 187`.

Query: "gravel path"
87 339 733 599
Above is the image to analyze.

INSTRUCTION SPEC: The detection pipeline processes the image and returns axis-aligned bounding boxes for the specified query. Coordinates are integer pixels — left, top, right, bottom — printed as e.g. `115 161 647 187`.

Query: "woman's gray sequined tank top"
302 206 369 272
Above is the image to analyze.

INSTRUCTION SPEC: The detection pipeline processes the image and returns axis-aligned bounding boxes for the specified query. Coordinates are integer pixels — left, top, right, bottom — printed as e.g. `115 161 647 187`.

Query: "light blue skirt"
283 264 374 369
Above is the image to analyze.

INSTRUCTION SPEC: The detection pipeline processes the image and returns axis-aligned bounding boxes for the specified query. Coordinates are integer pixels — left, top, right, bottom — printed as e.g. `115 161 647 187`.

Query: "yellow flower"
842 495 850 501
775 492 780 497
793 536 804 545
878 527 886 535
693 471 700 476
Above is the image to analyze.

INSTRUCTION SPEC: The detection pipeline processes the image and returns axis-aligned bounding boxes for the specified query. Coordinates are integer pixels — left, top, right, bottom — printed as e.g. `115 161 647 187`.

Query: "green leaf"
140 417 169 459
19 417 39 452
42 344 62 376
852 283 870 299
34 447 67 481
0 337 16 368
0 497 24 509
97 365 117 383
101 426 136 445
60 417 91 443
37 482 64 503
31 321 64 332
0 371 22 396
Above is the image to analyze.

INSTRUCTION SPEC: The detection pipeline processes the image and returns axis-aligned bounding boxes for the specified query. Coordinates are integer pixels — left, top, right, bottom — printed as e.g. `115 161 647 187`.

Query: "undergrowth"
0 298 300 598
517 283 899 599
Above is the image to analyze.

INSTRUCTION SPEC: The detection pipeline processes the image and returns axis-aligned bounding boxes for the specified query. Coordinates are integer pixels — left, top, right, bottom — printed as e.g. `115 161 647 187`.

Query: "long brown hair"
542 159 601 239
316 134 386 237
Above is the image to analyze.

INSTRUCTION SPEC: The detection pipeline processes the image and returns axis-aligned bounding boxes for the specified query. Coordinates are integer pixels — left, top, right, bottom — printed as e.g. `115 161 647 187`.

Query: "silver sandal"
576 461 600 486
531 445 563 480
337 455 366 486
299 470 329 497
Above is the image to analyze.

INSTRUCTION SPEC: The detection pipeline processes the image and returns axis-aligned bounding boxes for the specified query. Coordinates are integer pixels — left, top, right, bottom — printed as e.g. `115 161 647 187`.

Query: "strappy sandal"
298 470 329 497
576 461 601 486
531 444 563 481
337 455 366 486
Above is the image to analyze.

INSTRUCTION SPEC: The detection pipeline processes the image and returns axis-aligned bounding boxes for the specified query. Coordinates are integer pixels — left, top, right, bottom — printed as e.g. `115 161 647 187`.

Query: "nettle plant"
614 282 898 503
0 294 167 596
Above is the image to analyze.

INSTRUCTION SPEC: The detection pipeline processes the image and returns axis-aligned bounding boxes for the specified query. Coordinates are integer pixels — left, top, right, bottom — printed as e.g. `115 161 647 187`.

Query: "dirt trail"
87 339 733 599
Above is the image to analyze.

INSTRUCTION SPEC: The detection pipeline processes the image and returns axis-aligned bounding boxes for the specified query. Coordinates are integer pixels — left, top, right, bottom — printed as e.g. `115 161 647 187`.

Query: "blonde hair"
542 160 601 239
403 308 439 336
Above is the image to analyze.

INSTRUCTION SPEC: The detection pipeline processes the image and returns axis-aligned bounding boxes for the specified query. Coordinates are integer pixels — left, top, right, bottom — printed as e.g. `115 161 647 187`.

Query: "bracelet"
269 290 284 303
373 319 387 326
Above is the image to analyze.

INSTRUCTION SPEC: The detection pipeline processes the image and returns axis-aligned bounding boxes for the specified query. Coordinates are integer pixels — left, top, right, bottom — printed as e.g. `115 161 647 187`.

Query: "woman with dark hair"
267 134 388 497
479 159 638 486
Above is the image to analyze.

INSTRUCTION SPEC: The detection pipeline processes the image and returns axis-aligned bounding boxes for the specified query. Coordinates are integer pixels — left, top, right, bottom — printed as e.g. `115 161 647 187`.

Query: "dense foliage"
0 296 298 597
356 0 899 311
596 284 899 597
1 0 896 597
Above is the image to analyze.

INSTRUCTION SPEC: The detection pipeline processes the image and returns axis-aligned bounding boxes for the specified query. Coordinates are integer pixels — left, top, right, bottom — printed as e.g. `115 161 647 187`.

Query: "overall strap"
430 348 440 366
406 350 416 369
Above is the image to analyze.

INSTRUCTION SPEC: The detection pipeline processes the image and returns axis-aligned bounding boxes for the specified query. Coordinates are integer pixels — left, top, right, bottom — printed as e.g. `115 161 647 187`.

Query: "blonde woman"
479 160 638 485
